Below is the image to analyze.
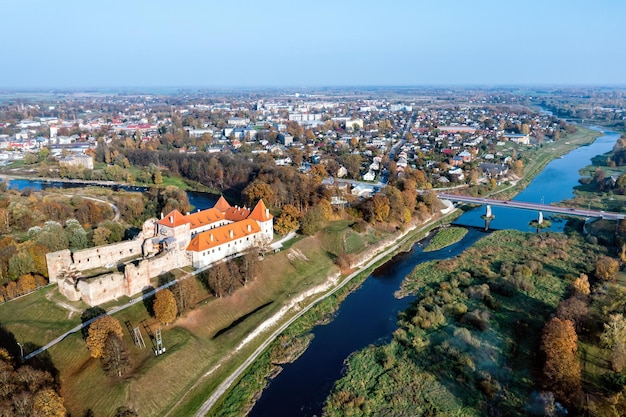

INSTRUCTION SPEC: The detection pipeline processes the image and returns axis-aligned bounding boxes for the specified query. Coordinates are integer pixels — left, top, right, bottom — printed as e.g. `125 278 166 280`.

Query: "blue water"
246 128 620 417
455 128 620 231
0 178 218 210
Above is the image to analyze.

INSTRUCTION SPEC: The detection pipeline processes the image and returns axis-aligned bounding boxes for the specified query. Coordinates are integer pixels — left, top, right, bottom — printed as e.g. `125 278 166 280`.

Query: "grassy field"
0 219 400 417
325 230 606 416
201 212 462 417
423 226 468 252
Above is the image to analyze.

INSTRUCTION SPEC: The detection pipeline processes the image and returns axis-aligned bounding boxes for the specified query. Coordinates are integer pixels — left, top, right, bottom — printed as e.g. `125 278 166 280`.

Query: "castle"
45 197 273 306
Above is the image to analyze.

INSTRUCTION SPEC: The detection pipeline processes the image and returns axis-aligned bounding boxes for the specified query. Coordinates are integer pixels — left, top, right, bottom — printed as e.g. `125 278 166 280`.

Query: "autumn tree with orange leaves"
541 317 581 404
86 315 123 359
154 288 178 325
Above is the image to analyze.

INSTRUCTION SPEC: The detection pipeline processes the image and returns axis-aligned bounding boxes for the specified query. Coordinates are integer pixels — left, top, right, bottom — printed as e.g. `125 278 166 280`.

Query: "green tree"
153 289 177 325
65 219 88 251
35 221 69 252
301 206 325 235
102 221 124 243
8 251 36 281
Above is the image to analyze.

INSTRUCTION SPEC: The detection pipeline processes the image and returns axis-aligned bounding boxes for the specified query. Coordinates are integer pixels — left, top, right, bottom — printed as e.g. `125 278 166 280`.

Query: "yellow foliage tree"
86 315 123 359
571 273 590 296
154 288 178 325
595 255 620 282
32 387 66 417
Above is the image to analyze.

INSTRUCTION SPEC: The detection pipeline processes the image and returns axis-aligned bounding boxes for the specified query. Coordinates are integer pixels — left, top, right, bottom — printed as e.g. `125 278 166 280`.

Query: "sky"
1 0 625 89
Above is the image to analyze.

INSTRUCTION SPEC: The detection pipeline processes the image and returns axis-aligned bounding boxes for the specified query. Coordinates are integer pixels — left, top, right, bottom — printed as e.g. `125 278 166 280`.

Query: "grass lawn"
0 219 393 417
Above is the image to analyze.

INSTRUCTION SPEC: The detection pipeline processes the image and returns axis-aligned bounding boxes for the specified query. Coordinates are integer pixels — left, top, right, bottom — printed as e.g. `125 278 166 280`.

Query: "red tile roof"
213 195 231 212
157 210 190 228
185 208 225 229
248 200 272 222
187 219 261 252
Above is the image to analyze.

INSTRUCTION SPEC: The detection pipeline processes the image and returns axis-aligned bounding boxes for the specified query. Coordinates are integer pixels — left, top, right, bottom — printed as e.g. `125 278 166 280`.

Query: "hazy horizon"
2 0 625 89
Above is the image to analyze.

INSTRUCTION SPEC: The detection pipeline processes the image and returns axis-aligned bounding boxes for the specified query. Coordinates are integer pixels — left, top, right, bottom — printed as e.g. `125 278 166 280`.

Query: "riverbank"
179 210 464 417
490 126 601 200
325 230 605 417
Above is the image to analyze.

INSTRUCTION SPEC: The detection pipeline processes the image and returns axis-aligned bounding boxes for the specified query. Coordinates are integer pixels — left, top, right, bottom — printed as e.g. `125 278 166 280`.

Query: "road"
437 193 626 221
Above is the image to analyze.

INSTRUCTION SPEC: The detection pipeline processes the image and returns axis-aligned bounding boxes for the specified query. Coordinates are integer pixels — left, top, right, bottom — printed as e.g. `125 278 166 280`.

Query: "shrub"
462 309 491 331
465 284 490 300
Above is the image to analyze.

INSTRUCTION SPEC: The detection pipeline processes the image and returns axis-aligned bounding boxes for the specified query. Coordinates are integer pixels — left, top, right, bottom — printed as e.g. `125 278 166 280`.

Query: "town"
0 88 595 198
1 87 626 417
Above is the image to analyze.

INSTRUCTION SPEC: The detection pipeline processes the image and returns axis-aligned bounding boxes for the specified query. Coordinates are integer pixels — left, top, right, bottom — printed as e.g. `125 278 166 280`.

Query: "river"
0 178 219 210
246 128 621 417
0 129 620 416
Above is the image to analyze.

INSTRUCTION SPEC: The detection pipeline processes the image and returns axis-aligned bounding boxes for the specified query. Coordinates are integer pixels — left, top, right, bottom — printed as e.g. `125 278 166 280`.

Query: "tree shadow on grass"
80 306 106 339
212 301 273 340
142 287 155 317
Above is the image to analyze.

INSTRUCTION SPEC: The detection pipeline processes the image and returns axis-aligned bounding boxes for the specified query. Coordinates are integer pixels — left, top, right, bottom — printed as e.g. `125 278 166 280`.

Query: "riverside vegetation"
324 228 626 416
423 227 468 252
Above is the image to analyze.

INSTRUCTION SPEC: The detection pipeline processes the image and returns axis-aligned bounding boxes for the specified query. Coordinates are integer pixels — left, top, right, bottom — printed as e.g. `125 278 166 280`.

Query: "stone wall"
124 250 191 296
77 273 127 307
45 250 72 284
71 240 144 271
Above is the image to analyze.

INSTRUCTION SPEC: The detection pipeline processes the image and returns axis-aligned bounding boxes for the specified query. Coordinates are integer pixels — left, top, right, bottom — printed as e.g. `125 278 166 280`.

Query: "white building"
157 197 273 269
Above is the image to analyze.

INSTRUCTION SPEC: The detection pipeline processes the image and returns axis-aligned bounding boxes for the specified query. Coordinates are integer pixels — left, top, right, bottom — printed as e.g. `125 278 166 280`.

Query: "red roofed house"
158 196 273 269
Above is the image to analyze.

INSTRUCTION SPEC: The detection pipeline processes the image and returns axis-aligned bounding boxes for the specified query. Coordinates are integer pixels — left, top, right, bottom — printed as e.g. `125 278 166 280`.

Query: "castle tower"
248 200 273 243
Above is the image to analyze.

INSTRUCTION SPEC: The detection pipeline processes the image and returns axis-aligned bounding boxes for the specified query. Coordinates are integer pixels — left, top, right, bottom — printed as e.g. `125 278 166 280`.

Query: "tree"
32 388 65 417
153 289 177 325
556 297 588 332
371 194 390 222
239 250 259 286
92 226 112 246
86 315 123 359
601 314 626 372
242 181 274 208
65 219 88 251
171 278 198 315
207 262 229 297
115 406 139 417
595 255 620 282
301 206 325 235
571 273 590 297
101 333 131 377
8 250 35 281
274 205 301 235
541 317 581 403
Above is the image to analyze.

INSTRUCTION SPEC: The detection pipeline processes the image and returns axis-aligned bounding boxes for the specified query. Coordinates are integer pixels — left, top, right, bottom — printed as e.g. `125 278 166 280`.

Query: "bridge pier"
480 205 495 231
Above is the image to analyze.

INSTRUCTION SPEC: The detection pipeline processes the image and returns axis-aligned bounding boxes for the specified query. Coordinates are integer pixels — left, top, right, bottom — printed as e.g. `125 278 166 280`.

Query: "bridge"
437 193 626 221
